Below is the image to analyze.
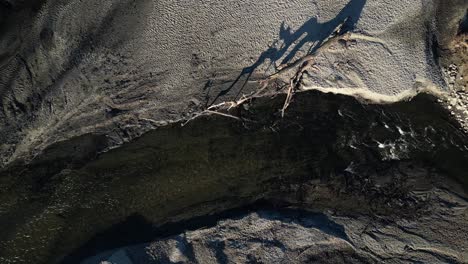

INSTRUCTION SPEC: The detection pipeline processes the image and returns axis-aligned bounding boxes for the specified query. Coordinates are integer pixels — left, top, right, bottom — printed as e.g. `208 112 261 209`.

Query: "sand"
0 0 465 164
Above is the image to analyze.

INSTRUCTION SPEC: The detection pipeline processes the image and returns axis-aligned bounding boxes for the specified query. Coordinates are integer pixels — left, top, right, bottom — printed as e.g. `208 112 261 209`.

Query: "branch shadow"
209 0 367 105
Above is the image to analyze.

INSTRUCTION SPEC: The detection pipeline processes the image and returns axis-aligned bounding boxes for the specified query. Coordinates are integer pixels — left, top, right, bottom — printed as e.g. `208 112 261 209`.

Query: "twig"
182 109 255 126
281 78 295 117
205 110 243 121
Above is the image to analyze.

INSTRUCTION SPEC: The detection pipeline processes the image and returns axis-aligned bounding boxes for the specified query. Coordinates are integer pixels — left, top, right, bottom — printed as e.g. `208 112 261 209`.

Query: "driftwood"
184 20 352 125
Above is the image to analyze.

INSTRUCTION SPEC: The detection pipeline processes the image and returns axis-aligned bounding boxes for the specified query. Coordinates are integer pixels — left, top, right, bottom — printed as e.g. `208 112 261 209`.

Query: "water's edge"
0 90 467 263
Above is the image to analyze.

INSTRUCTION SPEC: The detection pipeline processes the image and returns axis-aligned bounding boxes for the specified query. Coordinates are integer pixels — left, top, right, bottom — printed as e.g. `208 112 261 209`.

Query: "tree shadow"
210 0 367 105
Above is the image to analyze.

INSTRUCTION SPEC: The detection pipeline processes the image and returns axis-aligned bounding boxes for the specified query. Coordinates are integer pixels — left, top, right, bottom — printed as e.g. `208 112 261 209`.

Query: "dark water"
0 91 467 264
